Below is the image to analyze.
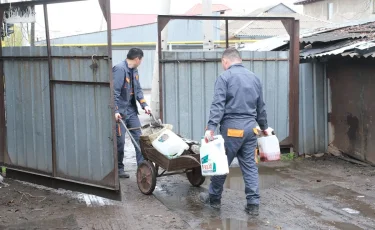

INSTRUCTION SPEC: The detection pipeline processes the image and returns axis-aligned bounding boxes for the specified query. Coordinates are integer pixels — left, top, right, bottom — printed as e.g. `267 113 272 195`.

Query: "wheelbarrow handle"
119 119 142 153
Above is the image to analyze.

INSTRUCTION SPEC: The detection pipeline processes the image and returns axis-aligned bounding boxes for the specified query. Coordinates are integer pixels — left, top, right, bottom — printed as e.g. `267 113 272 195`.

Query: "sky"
26 0 302 40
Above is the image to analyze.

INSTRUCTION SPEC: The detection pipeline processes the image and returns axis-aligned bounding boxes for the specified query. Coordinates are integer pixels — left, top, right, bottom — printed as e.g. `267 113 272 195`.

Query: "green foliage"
281 152 296 161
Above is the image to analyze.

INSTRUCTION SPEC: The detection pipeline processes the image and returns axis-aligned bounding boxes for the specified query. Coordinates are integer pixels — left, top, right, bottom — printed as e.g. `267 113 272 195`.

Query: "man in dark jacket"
113 48 151 178
200 48 268 216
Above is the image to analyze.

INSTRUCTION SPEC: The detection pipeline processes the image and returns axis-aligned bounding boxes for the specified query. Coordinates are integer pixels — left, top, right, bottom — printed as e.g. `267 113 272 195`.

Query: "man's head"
126 48 144 68
221 48 242 70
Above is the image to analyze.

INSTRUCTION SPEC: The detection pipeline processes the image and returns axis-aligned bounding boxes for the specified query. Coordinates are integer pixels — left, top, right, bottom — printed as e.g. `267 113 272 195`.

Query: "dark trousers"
208 119 260 205
116 106 144 172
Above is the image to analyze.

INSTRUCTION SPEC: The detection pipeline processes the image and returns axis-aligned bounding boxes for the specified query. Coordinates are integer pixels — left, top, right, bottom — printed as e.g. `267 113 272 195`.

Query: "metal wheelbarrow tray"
136 138 205 195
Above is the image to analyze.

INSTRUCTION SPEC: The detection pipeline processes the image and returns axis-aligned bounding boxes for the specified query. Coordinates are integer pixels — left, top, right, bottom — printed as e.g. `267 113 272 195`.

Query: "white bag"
257 134 281 162
200 135 229 176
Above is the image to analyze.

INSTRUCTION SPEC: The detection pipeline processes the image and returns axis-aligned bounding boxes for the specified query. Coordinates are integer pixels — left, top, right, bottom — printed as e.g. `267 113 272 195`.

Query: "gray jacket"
207 63 268 131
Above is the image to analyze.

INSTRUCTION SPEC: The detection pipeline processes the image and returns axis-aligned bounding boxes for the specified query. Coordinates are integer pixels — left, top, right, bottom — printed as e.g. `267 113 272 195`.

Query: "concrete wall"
303 0 375 23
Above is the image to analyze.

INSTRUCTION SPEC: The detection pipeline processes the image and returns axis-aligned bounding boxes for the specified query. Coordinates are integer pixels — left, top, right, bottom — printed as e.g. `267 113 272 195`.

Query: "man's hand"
144 106 152 115
262 127 273 136
115 113 122 122
204 130 214 143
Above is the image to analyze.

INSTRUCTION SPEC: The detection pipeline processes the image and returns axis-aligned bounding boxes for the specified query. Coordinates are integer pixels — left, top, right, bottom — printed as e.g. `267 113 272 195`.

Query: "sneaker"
245 204 259 216
119 171 130 178
199 192 221 209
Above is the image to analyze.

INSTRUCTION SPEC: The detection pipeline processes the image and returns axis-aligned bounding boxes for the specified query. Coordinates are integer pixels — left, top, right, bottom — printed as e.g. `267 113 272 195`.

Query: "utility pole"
30 6 35 46
151 0 171 120
202 0 214 50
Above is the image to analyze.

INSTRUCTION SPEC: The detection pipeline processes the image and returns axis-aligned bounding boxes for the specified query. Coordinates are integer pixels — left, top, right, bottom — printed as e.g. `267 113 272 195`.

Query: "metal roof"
301 31 367 44
301 40 375 59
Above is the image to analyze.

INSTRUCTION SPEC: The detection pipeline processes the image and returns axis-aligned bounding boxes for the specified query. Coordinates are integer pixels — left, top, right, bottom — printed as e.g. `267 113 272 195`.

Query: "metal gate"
0 1 120 200
157 15 300 150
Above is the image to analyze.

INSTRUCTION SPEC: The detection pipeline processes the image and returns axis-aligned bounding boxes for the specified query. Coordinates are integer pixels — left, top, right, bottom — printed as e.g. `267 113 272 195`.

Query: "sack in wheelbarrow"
140 124 189 159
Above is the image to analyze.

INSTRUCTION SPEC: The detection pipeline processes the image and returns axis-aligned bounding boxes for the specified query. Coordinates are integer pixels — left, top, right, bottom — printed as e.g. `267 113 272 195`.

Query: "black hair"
127 48 144 60
222 47 242 61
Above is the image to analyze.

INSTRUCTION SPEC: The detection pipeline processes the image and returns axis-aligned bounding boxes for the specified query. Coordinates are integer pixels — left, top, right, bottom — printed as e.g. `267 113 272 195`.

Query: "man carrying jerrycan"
199 48 269 216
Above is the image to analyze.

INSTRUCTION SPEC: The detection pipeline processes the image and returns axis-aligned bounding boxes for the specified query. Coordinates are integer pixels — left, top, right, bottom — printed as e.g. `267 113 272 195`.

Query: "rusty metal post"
289 20 300 152
43 4 57 177
293 20 300 152
0 8 5 164
225 19 229 48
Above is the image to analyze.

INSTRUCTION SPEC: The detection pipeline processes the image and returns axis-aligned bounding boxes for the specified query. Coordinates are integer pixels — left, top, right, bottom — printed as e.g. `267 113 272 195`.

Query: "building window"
328 3 334 20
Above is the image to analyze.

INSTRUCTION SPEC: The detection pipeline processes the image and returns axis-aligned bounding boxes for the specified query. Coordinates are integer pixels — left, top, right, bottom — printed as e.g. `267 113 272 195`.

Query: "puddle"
311 184 375 219
203 165 291 192
200 218 264 230
153 165 292 229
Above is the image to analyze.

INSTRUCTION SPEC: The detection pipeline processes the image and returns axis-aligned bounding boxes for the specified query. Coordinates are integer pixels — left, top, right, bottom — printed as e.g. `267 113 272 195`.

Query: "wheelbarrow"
119 118 205 195
136 137 205 195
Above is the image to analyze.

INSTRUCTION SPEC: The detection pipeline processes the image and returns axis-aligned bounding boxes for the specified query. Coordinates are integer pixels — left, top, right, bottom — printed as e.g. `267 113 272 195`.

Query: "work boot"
119 170 130 179
199 192 221 209
245 204 259 216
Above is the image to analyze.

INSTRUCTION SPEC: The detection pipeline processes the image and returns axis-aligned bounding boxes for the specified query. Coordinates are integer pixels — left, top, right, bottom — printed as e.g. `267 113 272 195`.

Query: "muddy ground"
1 155 375 230
1 100 375 229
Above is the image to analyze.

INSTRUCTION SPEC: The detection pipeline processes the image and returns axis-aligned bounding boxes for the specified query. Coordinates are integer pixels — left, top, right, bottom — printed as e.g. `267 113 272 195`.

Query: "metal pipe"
0 0 87 8
158 14 295 21
0 8 5 164
43 4 57 177
225 19 229 48
151 0 171 121
35 40 259 47
202 0 214 50
160 0 171 51
0 56 109 60
50 80 110 86
159 58 289 63
157 19 163 122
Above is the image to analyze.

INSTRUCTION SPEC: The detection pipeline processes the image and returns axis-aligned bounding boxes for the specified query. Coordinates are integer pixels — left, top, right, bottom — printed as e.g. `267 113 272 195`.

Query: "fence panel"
162 51 289 142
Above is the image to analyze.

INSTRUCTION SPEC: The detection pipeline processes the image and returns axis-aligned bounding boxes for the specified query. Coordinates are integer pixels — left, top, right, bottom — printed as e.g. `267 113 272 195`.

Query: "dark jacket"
207 63 268 131
113 60 148 116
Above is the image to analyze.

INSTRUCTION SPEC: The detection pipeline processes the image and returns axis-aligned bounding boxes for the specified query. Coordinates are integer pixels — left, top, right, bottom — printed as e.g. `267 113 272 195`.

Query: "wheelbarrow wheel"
186 167 205 187
137 161 157 195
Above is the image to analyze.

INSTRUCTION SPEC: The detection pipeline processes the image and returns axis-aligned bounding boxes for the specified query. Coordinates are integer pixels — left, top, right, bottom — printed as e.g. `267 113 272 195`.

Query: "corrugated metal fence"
162 51 328 154
2 46 117 189
299 62 328 154
162 51 290 144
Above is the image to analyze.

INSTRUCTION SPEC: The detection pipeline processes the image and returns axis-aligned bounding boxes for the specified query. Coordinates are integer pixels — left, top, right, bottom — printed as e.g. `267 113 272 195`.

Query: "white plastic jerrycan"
257 133 281 162
151 129 189 159
200 135 229 176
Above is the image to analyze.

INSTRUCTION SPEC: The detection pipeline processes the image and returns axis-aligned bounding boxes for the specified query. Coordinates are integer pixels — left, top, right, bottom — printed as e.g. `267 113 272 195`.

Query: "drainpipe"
202 0 214 50
150 0 171 120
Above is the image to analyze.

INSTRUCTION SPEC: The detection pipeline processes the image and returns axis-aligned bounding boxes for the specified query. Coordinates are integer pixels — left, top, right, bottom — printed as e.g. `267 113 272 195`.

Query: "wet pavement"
119 96 375 229
2 93 375 229
150 161 375 230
